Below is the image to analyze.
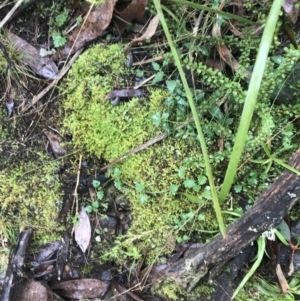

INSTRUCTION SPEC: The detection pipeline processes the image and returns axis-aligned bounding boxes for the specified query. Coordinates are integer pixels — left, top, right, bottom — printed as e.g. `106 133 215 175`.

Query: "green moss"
0 151 64 243
152 278 214 301
61 44 222 262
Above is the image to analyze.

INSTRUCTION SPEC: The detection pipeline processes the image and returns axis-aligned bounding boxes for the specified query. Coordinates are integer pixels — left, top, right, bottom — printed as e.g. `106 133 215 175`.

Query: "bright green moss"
61 44 223 263
152 278 214 301
0 151 64 243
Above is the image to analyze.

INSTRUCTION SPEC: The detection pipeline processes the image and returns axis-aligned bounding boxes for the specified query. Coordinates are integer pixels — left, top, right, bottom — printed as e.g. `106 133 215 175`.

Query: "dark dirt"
1 1 300 301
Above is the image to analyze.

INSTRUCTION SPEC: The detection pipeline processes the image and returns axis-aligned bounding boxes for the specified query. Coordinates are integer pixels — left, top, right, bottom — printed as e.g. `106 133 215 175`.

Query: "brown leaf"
55 0 114 59
126 14 159 52
35 241 62 263
132 14 159 43
8 32 58 79
12 280 53 301
276 263 290 293
282 0 299 24
104 89 145 100
74 206 91 253
212 17 251 78
205 58 225 72
51 279 108 299
43 129 67 156
114 0 148 34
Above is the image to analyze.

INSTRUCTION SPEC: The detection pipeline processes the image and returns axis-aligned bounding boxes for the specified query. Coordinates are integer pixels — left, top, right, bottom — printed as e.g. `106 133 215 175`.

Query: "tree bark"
164 148 300 292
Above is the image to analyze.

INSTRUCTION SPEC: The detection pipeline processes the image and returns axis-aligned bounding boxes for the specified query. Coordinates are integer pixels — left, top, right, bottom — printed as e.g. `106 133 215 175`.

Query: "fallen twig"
99 118 193 171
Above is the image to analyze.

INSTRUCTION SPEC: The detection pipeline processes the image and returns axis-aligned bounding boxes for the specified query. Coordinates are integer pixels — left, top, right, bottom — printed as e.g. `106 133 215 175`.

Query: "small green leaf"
152 112 162 126
92 180 100 188
178 167 187 179
192 184 200 192
201 189 212 200
184 179 196 188
152 70 164 84
170 184 179 195
276 220 291 242
96 191 104 200
139 194 148 204
55 12 68 27
152 62 160 71
85 205 93 213
234 184 242 193
114 179 122 190
76 16 83 25
113 168 121 177
166 80 177 92
92 201 99 208
197 175 207 185
136 70 144 77
135 182 145 192
51 31 66 47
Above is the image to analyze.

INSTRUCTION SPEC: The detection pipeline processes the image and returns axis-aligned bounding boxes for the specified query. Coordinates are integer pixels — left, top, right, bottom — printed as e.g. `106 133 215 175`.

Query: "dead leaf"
126 14 159 53
276 263 290 293
205 58 225 72
35 241 62 263
74 206 91 253
104 89 145 100
114 0 148 34
282 0 299 24
212 15 251 79
8 32 58 79
51 279 108 299
55 0 114 59
12 280 53 301
43 129 67 156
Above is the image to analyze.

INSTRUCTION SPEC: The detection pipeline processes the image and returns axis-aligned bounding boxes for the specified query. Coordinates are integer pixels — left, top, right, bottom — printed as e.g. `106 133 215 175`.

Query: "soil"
0 1 300 301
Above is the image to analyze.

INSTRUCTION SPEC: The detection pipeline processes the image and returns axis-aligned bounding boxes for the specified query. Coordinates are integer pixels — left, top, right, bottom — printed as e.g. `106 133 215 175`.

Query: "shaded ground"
1 1 300 301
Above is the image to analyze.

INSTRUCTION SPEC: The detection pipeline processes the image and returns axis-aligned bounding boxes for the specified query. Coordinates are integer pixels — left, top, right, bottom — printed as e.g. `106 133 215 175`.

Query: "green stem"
153 0 226 236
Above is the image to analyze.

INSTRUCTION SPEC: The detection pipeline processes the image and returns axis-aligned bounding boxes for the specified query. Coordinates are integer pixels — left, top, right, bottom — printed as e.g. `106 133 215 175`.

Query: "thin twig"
0 0 24 28
71 154 82 237
99 118 193 172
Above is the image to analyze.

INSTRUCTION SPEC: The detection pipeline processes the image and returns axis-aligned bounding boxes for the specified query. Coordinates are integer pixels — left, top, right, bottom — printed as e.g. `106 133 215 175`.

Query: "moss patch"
0 150 64 243
61 44 223 263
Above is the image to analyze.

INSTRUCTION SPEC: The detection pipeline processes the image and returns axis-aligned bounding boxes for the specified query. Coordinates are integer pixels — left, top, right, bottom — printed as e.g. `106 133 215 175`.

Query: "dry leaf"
104 89 145 100
114 0 148 34
212 16 251 78
74 206 91 253
54 0 114 59
131 14 159 43
43 129 66 156
126 14 159 52
276 263 290 293
51 279 108 299
12 280 53 301
282 0 299 24
8 32 58 79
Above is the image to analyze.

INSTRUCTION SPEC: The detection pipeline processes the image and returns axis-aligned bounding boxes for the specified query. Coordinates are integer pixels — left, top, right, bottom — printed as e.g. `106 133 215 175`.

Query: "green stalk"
218 0 284 203
232 237 266 299
153 0 226 236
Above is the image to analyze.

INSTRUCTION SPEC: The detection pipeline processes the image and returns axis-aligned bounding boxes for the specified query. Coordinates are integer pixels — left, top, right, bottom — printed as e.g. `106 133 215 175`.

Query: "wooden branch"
162 148 300 292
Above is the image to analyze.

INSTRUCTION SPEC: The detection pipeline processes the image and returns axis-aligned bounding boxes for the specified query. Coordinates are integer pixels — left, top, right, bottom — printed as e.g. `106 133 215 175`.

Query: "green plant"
153 0 225 236
85 180 107 213
51 9 69 48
